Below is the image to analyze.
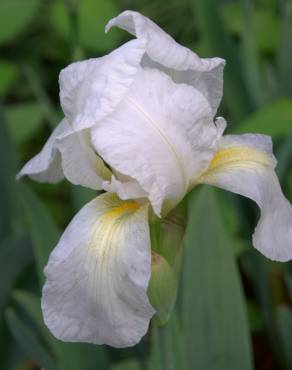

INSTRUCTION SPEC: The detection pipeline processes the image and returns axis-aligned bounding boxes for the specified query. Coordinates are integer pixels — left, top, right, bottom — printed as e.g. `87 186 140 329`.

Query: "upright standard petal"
16 119 69 183
106 10 225 115
42 192 154 347
91 68 221 216
59 39 146 131
199 134 292 261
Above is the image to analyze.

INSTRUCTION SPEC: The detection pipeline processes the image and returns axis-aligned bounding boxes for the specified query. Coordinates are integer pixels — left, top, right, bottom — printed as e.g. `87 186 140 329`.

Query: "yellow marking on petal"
95 157 112 181
208 147 273 172
191 146 274 187
84 194 147 319
104 201 140 220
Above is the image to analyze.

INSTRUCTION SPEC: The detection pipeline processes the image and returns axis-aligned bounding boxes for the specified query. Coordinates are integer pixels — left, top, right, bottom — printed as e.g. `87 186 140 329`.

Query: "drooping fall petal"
199 134 292 261
42 192 155 347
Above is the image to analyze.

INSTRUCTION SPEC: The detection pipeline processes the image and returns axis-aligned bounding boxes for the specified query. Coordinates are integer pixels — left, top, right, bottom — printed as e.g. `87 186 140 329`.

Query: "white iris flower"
18 11 292 348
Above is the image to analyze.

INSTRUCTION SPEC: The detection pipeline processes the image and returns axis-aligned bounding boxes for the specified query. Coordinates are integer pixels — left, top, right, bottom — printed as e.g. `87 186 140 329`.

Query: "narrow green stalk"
150 320 173 370
158 324 174 370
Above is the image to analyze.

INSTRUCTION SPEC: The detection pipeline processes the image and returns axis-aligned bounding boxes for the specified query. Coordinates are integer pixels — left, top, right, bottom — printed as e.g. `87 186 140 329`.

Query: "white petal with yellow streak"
199 134 292 261
42 193 155 347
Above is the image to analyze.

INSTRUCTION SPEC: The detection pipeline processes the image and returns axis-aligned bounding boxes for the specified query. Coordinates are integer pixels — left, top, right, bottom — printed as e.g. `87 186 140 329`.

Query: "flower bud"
147 252 178 325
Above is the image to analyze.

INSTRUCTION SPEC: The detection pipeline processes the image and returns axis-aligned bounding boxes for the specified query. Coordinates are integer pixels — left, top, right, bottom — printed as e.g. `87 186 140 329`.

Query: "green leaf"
5 308 57 370
13 290 110 370
216 191 248 257
239 0 265 108
7 102 45 144
221 3 242 35
253 9 279 54
149 323 163 370
277 2 292 97
56 343 109 370
12 291 50 343
223 3 280 54
111 359 142 370
191 0 252 121
0 61 18 96
70 185 97 212
79 0 121 52
49 0 71 40
11 291 56 366
0 104 17 239
246 301 264 333
182 187 253 370
22 65 60 129
0 236 32 313
242 252 286 367
284 272 292 302
275 133 292 182
0 0 39 45
276 305 292 368
18 184 60 285
234 98 292 137
149 313 186 370
50 0 121 52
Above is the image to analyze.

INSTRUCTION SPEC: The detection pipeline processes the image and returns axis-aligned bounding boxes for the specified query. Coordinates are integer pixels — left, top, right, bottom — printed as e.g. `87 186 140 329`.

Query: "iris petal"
92 68 219 216
16 119 69 183
199 134 292 261
106 10 225 115
42 192 154 347
57 128 111 190
17 118 110 189
59 39 146 131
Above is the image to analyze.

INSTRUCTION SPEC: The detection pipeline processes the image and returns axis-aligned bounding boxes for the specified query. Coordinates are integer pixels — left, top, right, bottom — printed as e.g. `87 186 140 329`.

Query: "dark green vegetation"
0 0 292 369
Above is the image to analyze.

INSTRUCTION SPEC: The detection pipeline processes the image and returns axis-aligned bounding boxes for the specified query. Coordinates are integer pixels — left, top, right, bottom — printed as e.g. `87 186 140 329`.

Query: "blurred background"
0 0 292 369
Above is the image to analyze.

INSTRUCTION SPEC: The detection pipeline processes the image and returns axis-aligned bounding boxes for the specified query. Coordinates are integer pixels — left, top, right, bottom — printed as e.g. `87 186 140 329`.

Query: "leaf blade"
5 307 57 370
233 98 292 138
182 187 253 370
191 0 253 121
18 184 60 285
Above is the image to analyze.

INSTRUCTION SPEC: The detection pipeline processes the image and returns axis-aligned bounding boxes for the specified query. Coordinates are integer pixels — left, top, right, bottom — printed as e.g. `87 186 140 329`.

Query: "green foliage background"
0 0 292 369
